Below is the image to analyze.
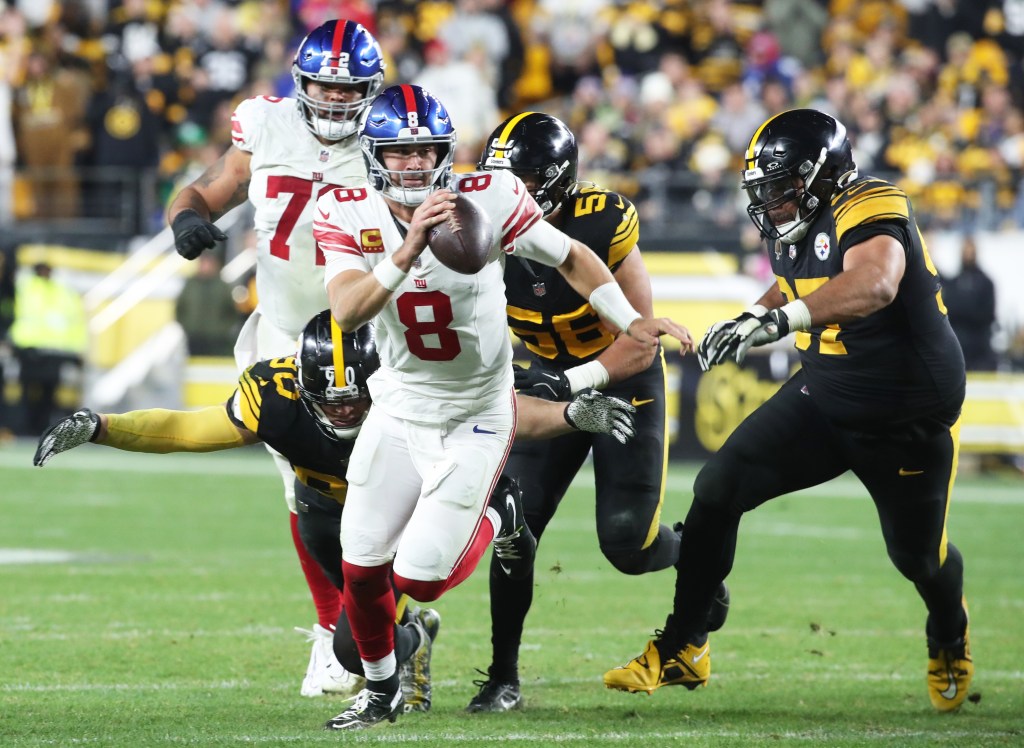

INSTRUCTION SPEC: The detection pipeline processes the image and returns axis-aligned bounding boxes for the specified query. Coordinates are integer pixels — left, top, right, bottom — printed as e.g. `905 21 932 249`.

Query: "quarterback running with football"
34 311 638 713
165 19 385 696
602 109 973 712
313 84 693 730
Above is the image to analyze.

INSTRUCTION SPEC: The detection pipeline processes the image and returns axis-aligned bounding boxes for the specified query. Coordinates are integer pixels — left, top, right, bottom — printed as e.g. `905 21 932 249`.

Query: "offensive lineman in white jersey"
313 84 694 730
166 20 384 697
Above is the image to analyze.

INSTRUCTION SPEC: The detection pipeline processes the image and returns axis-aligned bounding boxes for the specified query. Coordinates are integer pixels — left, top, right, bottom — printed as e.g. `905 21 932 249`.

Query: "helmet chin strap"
384 182 433 205
311 402 367 441
328 423 363 440
777 216 812 245
313 116 359 141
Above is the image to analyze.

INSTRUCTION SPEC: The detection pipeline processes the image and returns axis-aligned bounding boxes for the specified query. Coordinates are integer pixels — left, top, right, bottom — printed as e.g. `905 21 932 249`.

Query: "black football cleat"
489 476 536 580
323 688 403 730
466 671 523 712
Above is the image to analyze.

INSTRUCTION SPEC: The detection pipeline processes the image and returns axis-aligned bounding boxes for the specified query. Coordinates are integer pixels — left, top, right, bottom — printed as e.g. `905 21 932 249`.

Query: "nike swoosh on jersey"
473 425 496 434
631 398 655 406
898 468 924 476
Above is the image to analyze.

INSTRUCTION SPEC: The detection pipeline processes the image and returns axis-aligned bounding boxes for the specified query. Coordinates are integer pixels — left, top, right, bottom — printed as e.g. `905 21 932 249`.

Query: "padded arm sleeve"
103 406 250 453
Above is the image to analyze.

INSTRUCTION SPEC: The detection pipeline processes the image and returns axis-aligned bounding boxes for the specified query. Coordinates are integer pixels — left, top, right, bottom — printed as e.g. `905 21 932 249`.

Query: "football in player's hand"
428 194 494 274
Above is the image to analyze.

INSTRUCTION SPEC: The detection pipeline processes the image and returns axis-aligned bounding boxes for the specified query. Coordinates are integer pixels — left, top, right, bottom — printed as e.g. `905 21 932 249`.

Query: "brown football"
428 194 494 274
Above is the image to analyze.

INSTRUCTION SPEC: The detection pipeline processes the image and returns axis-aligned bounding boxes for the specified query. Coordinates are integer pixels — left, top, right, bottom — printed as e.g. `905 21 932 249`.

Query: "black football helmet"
295 311 379 441
478 112 578 216
741 109 857 244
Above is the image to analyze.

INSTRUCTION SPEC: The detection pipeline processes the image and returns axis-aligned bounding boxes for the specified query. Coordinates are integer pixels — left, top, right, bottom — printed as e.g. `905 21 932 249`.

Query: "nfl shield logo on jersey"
814 233 830 261
532 282 546 297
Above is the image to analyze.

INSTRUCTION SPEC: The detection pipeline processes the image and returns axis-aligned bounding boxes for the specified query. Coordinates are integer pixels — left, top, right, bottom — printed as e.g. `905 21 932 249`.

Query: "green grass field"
1 441 1022 747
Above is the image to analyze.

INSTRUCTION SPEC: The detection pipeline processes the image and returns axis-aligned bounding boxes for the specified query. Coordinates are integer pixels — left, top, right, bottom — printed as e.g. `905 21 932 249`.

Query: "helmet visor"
744 171 800 210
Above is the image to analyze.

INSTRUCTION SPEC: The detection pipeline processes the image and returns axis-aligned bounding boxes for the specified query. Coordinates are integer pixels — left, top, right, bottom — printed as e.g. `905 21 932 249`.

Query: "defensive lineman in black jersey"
603 109 973 712
467 113 722 712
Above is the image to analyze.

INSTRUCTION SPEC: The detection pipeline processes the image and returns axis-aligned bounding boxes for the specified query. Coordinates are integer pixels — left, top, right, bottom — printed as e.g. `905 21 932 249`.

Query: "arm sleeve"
103 406 250 453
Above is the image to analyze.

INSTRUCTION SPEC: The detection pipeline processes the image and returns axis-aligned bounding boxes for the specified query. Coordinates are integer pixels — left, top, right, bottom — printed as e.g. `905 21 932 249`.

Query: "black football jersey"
766 176 965 429
504 184 639 366
228 357 354 502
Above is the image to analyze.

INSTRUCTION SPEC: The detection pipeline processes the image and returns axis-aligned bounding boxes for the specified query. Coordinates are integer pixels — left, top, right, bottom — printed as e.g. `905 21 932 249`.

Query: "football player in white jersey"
166 20 384 697
313 84 694 730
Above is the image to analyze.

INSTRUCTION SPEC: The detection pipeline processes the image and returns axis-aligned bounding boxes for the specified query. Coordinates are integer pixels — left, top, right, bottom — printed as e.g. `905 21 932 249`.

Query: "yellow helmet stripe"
330 316 345 379
494 111 538 159
744 111 786 169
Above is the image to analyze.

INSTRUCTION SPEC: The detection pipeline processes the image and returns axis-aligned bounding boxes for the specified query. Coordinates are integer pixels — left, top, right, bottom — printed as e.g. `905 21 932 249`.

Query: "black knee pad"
601 522 679 575
887 548 941 583
603 547 653 575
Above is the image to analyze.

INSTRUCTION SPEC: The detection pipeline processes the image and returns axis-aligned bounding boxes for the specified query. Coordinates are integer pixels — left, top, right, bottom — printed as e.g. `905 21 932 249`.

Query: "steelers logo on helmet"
741 109 858 245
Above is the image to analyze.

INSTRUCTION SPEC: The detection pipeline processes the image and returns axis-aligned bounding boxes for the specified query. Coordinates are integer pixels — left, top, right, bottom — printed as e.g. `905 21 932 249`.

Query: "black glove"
701 308 793 369
564 389 637 444
513 363 571 401
34 408 101 467
171 209 227 260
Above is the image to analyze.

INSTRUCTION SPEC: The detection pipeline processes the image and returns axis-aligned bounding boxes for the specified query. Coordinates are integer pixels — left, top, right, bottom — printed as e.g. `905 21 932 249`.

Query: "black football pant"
294 481 415 675
673 370 966 644
485 354 679 681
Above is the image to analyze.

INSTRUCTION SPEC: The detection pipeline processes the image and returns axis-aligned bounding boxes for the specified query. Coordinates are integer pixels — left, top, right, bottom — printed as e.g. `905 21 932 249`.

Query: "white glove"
564 390 637 445
34 409 100 466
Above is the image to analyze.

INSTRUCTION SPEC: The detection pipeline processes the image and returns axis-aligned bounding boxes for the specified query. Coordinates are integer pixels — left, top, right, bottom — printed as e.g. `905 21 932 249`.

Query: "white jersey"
316 169 571 424
231 96 366 337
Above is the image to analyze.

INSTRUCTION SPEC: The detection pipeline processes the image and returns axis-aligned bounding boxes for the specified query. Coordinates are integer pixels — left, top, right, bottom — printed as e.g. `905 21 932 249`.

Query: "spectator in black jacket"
942 235 998 371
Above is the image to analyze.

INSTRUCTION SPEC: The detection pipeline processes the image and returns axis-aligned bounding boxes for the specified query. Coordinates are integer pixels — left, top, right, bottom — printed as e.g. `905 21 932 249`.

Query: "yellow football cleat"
603 637 710 694
927 601 973 712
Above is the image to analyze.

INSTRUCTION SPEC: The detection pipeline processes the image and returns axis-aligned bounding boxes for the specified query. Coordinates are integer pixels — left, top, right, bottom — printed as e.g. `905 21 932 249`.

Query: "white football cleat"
296 623 364 697
322 653 365 698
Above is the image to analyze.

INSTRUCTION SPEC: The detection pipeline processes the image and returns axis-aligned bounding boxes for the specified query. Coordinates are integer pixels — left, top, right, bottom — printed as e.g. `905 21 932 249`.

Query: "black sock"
365 673 400 696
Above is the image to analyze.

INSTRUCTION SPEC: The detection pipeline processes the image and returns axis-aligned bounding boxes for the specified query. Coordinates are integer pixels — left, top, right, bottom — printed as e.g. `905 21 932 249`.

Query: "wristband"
589 282 642 334
780 299 812 332
372 257 408 293
564 360 610 395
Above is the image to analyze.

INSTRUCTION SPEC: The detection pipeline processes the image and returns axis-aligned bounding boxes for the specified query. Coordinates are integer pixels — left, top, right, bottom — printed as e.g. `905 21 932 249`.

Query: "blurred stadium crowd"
4 0 1024 252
